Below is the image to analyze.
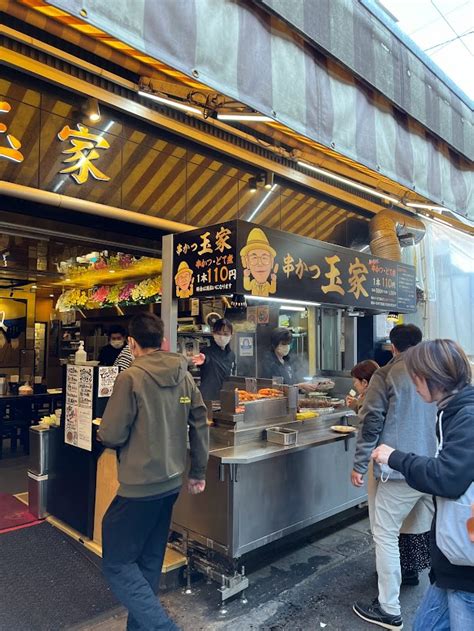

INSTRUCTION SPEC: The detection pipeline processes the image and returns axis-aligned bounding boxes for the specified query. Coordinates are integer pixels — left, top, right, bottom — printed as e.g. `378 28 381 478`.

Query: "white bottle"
75 341 87 365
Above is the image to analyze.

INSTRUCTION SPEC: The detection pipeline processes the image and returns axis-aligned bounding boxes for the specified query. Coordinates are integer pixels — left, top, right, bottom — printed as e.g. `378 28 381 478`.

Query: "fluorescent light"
279 305 306 312
248 184 277 221
406 203 450 211
297 160 400 204
245 295 321 307
217 112 273 121
138 90 202 116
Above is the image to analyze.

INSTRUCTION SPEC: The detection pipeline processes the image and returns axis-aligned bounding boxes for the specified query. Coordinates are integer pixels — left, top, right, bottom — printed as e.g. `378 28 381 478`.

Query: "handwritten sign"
65 365 93 451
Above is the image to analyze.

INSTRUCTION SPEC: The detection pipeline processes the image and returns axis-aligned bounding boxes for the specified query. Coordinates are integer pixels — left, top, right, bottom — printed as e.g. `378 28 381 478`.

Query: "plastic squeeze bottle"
75 341 87 365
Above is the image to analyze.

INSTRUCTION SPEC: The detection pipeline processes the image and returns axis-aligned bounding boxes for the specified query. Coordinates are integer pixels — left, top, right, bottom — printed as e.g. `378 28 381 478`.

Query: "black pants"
102 493 180 631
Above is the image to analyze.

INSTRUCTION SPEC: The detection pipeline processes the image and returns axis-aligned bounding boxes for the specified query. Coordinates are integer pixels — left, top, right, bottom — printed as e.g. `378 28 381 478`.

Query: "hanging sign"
173 221 417 313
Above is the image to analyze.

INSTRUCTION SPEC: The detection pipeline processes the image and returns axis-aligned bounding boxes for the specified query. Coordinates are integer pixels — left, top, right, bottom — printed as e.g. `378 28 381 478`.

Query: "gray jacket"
353 353 437 480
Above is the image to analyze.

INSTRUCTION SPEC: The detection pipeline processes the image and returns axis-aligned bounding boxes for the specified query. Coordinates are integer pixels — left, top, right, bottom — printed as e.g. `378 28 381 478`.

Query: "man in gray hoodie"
98 313 209 631
351 324 437 630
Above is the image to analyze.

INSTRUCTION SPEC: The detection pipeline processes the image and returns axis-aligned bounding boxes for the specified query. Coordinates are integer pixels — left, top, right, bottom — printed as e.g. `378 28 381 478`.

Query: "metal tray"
266 427 298 445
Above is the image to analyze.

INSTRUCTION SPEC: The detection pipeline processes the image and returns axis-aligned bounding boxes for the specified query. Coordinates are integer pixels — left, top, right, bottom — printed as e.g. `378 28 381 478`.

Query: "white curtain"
403 219 474 358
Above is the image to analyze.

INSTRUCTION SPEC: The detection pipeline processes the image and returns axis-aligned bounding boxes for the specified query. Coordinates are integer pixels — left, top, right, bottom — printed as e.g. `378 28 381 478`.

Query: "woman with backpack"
372 339 474 630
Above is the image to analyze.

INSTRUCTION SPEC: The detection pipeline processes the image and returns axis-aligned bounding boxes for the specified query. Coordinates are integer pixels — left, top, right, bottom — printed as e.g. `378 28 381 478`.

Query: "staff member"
260 327 316 393
192 318 235 401
98 325 127 366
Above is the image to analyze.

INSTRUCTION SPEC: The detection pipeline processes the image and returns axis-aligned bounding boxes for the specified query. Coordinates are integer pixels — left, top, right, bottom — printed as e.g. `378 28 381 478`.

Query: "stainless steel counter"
209 411 358 464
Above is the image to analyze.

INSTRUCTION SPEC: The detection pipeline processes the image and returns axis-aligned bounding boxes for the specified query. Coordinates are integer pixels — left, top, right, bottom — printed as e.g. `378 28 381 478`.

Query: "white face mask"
214 334 231 348
110 339 124 350
277 344 290 357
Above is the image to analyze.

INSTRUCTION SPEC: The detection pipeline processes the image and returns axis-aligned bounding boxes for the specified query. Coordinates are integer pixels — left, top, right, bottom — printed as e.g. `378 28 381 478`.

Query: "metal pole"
162 234 177 352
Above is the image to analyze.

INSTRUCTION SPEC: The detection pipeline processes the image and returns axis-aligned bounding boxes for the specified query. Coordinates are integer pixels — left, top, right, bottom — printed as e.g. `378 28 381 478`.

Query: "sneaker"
401 570 419 586
353 599 403 629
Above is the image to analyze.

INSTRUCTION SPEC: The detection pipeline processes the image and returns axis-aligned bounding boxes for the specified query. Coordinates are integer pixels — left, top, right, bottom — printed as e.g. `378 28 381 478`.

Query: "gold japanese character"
295 258 308 280
348 257 369 299
309 264 321 279
322 255 345 295
215 226 232 253
57 123 110 184
0 101 24 163
283 253 295 278
176 243 183 256
198 231 213 255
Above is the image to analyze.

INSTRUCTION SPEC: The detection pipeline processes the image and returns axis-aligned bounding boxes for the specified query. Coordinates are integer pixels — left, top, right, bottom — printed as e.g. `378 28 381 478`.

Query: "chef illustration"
240 227 278 297
174 261 194 298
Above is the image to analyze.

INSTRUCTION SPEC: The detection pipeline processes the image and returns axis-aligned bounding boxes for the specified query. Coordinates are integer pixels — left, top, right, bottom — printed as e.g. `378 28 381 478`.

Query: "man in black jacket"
373 339 474 631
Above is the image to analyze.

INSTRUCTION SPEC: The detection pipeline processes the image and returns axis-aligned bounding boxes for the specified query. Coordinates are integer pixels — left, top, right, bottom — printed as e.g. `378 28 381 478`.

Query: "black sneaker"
353 599 403 629
401 570 419 586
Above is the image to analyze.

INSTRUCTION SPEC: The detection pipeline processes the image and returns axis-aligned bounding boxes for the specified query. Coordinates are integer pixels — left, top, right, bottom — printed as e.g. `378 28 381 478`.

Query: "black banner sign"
173 221 417 313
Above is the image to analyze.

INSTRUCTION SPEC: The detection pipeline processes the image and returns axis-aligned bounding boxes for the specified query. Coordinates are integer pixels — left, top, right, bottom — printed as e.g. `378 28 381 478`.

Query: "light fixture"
249 177 257 193
108 269 116 274
82 97 101 122
138 90 202 116
387 312 399 322
49 294 54 298
217 112 273 122
65 278 71 282
264 172 274 190
279 305 306 312
296 160 400 205
31 284 38 290
405 202 450 211
248 184 277 221
245 295 321 307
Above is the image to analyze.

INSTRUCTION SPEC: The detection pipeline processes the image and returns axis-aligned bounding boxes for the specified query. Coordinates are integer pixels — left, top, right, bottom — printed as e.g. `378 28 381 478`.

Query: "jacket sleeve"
353 370 388 474
186 373 209 480
388 409 474 499
98 371 137 448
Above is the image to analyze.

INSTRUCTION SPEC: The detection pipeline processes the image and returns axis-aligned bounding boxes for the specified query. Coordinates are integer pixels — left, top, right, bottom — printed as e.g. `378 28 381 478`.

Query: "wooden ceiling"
0 73 367 244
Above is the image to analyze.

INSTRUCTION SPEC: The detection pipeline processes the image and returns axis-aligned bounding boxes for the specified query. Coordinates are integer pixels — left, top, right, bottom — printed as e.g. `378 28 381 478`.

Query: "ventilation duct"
369 210 425 261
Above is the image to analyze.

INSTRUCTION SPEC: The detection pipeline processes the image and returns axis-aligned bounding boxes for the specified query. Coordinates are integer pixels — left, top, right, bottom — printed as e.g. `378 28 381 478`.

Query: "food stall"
162 220 417 604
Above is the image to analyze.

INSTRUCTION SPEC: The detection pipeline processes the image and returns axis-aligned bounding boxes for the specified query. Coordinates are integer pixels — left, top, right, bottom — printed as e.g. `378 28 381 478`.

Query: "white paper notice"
65 365 94 451
98 366 119 398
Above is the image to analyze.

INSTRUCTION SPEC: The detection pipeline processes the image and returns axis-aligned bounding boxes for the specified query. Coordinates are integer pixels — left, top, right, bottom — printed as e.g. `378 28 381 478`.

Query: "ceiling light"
109 269 116 274
65 278 71 282
279 305 306 312
264 172 274 190
138 90 202 115
297 160 400 205
245 295 321 307
82 97 101 122
31 284 38 290
217 112 273 121
405 203 450 211
249 177 257 193
49 294 54 298
387 312 399 322
247 184 277 221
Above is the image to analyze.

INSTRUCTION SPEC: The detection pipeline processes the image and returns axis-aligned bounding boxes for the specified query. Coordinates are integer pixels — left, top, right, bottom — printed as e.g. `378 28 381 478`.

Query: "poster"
98 366 119 398
257 305 270 324
173 221 418 313
239 336 254 357
65 365 94 451
247 305 257 325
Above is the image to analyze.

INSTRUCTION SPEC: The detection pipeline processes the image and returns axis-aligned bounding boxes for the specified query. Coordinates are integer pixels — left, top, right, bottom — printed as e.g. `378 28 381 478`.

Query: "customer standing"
98 313 209 631
373 339 474 631
351 324 437 630
349 359 432 586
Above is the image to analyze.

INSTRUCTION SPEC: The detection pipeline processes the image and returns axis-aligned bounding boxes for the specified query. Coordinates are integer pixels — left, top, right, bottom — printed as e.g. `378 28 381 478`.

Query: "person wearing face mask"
260 327 316 393
98 325 127 366
192 318 236 402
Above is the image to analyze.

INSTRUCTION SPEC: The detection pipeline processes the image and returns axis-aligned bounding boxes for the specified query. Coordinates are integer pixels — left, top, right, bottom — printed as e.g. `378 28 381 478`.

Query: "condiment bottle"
75 341 87 365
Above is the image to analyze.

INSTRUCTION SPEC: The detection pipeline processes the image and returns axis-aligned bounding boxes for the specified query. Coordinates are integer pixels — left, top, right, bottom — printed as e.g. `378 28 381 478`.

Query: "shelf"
177 331 212 336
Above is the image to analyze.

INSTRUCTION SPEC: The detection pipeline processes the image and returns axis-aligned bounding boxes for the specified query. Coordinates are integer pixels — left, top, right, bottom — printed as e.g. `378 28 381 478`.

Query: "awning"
14 0 474 216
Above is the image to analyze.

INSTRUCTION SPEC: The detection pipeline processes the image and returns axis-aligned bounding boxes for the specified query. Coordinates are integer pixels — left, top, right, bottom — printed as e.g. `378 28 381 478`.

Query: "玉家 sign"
172 221 417 313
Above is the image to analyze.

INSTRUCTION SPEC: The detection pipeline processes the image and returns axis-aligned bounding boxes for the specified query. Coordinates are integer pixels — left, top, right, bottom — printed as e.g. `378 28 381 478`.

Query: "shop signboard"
173 220 417 313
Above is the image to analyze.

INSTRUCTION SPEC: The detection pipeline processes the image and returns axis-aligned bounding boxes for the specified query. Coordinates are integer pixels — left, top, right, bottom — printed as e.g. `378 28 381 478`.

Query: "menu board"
65 365 93 451
173 221 417 313
98 366 118 398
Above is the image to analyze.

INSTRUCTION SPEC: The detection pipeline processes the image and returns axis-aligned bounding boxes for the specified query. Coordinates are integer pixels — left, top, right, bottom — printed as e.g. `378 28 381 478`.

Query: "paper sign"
239 336 254 357
98 366 119 398
65 365 94 451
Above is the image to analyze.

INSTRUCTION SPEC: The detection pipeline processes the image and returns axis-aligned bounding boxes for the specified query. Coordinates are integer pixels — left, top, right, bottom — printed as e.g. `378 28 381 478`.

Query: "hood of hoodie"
440 384 474 420
132 350 188 388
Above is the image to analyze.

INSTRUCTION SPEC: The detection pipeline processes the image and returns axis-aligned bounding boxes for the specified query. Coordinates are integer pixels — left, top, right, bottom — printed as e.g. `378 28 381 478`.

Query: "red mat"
0 493 42 533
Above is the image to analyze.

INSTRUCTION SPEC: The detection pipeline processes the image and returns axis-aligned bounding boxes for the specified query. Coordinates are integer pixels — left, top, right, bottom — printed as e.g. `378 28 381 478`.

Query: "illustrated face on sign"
240 228 278 296
175 261 194 298
246 248 274 284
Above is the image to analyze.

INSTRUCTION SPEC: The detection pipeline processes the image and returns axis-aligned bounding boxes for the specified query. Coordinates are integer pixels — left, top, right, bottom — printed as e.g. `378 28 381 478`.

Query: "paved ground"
76 512 428 631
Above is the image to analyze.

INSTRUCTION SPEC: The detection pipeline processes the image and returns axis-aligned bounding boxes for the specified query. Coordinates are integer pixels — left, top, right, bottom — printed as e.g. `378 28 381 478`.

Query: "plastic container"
74 340 87 365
